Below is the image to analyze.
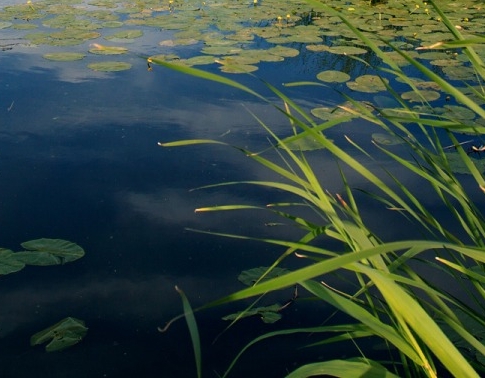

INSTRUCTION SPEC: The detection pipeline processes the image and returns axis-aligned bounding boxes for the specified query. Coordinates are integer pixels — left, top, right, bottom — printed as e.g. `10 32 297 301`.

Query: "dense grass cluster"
155 1 485 377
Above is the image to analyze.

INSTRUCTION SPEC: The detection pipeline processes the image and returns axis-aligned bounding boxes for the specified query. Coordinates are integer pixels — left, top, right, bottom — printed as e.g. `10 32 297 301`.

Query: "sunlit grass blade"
285 358 401 378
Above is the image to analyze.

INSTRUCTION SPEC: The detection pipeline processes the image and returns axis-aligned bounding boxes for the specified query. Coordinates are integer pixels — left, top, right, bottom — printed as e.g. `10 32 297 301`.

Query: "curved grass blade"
175 286 201 378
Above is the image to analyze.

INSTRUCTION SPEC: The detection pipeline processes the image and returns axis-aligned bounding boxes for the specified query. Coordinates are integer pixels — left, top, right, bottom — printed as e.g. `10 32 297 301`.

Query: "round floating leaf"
87 61 132 71
102 21 124 28
89 43 128 55
222 304 282 324
219 63 258 74
16 238 85 265
372 133 405 146
238 266 290 286
0 248 25 275
401 90 440 102
105 29 143 40
347 75 388 93
316 70 350 83
43 52 85 61
445 152 485 175
31 317 88 352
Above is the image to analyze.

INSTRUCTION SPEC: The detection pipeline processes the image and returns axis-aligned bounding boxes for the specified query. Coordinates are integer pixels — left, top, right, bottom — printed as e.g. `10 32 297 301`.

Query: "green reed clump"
154 1 485 376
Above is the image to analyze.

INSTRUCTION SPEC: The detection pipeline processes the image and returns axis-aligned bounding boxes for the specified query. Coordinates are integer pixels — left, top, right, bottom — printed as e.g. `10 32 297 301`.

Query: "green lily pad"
316 70 350 83
105 29 143 40
0 249 26 275
43 52 86 61
88 43 128 55
15 238 85 265
346 75 388 93
238 266 290 286
445 152 485 175
372 133 405 146
87 61 132 71
31 317 88 352
219 63 258 73
401 90 440 102
222 304 282 324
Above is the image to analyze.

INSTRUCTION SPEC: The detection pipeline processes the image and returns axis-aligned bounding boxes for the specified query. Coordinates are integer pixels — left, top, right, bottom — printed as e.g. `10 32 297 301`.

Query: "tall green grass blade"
285 358 401 378
175 286 202 378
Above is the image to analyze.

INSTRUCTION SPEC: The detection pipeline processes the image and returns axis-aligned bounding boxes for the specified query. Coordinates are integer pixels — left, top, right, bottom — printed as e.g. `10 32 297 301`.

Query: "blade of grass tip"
175 286 202 378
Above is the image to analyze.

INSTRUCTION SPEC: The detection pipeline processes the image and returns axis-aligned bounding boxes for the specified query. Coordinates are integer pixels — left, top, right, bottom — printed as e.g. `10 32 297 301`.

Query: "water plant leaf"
401 90 440 103
15 238 85 265
316 70 350 83
222 304 282 324
30 317 88 352
0 249 25 275
88 43 128 55
87 61 132 71
238 266 290 286
346 75 388 93
104 29 143 40
372 133 405 146
42 52 85 61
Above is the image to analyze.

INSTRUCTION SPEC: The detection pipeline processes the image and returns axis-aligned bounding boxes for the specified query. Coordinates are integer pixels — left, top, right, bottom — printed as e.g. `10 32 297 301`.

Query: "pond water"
1 0 484 377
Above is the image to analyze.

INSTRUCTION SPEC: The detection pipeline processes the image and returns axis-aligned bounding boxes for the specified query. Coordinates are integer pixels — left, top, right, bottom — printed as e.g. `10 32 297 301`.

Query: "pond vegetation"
2 0 485 376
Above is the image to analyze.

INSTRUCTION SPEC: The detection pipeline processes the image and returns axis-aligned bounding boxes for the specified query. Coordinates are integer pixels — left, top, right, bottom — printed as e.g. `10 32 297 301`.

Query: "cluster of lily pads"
0 0 484 75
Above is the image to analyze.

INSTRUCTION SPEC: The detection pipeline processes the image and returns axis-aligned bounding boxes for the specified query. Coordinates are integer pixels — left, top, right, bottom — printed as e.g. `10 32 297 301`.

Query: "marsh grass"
154 1 485 377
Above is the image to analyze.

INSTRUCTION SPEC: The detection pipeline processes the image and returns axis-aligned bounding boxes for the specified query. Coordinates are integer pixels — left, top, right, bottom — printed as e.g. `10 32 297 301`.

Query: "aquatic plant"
155 1 485 377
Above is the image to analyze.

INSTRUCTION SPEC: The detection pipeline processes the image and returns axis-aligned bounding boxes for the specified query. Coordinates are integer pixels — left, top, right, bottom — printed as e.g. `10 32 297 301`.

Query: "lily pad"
43 52 86 61
372 133 405 146
31 317 88 352
316 70 350 83
401 90 440 102
105 29 143 40
222 304 282 324
0 249 26 275
89 43 128 55
446 152 485 175
346 75 388 93
15 238 85 265
238 266 290 286
87 61 132 71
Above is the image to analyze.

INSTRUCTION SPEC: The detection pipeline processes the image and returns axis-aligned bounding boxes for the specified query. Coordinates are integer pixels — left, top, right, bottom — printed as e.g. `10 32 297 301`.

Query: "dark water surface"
1 1 483 377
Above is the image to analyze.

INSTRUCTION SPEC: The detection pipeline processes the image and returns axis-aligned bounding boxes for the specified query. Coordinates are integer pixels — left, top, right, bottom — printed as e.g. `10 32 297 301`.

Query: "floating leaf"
222 304 282 324
87 61 132 71
401 90 440 103
105 29 143 40
316 70 350 83
346 75 388 93
372 133 405 146
15 238 85 265
89 43 128 55
445 152 485 175
43 52 86 61
0 249 25 275
31 317 88 352
238 266 290 286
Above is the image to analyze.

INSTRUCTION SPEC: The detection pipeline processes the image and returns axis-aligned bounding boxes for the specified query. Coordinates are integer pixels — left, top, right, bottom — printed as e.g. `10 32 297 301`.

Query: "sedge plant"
154 1 485 377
